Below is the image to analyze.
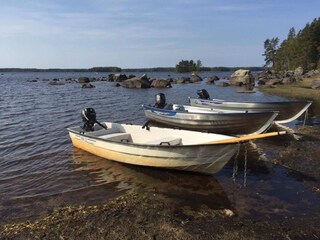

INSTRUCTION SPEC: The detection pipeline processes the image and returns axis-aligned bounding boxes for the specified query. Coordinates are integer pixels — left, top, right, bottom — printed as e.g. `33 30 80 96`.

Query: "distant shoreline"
0 66 265 73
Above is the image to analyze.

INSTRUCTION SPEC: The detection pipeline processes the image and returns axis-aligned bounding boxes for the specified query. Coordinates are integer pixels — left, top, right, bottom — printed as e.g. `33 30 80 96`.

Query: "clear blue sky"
0 0 319 68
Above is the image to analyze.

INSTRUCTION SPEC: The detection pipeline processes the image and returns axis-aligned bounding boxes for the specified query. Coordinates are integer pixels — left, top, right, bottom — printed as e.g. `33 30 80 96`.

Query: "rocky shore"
2 70 320 239
1 119 320 239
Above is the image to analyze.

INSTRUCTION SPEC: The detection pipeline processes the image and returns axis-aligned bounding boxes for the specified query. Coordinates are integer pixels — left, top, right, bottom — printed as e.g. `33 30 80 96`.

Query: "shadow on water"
61 143 320 221
71 148 232 212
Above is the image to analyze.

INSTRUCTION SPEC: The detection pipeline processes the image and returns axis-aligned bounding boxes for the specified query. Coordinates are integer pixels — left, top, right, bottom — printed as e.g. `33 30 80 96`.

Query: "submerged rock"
206 75 219 84
81 83 95 88
78 77 90 83
216 82 230 87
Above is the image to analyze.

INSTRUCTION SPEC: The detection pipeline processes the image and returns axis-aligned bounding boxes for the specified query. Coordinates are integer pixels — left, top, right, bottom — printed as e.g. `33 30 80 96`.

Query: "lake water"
0 71 319 224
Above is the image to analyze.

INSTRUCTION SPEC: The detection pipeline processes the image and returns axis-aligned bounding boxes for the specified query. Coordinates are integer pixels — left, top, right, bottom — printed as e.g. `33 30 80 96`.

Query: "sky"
0 0 319 68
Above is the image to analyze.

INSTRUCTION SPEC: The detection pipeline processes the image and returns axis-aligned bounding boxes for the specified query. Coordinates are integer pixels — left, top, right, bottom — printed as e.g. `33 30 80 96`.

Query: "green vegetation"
175 60 198 73
89 67 121 72
259 75 320 116
123 67 174 72
263 18 320 71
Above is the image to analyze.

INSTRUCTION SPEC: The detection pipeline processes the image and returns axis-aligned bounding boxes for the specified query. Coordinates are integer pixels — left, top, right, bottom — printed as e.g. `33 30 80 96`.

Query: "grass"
259 75 320 116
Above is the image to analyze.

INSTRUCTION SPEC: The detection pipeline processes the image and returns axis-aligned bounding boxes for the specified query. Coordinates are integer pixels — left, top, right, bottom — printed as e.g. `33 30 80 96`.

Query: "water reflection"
71 147 232 211
236 85 256 93
71 141 320 221
216 141 320 219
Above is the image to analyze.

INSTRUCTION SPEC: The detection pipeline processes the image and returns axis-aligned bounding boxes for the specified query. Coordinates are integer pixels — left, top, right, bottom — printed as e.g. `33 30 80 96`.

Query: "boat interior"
69 122 234 146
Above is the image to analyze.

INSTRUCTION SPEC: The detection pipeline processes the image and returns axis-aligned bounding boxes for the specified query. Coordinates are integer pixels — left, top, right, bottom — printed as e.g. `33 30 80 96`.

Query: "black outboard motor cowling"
81 108 96 131
197 89 210 100
154 93 166 109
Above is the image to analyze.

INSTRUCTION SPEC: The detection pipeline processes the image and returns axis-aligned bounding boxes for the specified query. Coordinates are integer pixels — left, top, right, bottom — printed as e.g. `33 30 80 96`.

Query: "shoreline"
1 176 320 240
259 74 320 116
1 74 320 239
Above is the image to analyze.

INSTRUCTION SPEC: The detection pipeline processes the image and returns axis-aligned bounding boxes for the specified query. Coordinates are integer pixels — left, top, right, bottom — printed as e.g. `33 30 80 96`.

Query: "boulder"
81 83 95 88
112 83 121 87
216 82 230 87
175 77 190 84
151 79 172 88
49 81 64 86
122 77 151 88
305 70 320 78
128 74 136 79
206 75 219 84
257 80 266 85
108 74 127 82
190 73 202 83
282 76 296 84
311 80 320 89
265 79 282 86
229 69 254 86
141 74 149 81
78 77 90 83
294 67 305 77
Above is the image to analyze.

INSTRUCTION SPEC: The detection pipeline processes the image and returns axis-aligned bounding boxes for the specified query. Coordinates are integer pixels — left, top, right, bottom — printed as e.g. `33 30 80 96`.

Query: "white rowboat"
68 122 285 174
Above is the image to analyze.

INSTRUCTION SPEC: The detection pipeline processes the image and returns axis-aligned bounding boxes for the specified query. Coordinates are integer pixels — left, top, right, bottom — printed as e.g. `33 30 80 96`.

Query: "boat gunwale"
143 105 279 117
188 97 313 105
67 128 239 148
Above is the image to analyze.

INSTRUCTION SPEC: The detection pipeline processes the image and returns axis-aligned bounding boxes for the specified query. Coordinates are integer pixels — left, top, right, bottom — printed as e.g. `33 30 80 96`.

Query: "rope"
232 142 241 182
243 143 248 187
303 108 308 126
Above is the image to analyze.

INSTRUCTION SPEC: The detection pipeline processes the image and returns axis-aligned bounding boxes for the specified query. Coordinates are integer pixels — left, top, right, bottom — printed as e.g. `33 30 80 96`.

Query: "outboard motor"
154 93 166 109
81 108 97 131
197 89 210 100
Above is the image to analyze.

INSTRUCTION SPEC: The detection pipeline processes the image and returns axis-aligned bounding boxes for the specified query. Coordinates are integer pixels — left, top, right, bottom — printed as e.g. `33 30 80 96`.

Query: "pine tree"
263 37 279 67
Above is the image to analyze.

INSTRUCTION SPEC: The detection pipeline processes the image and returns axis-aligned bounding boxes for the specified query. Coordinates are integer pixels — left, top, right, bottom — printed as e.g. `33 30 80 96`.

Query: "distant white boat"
143 93 278 136
143 104 278 136
189 89 312 123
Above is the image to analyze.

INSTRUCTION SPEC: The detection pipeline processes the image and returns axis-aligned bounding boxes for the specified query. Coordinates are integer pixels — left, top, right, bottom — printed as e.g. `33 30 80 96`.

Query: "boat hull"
189 98 312 123
144 106 278 135
68 130 238 175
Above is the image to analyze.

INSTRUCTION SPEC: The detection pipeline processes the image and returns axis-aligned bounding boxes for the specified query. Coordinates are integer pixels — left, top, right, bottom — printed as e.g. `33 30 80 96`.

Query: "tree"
196 60 202 71
263 37 279 67
288 27 296 39
175 60 197 73
269 18 320 71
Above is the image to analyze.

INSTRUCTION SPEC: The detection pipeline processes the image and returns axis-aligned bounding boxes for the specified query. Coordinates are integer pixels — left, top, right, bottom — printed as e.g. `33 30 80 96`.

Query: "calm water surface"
0 71 319 224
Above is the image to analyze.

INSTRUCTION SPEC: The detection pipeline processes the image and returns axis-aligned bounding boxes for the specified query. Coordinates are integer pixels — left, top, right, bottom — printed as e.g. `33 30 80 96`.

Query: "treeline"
0 68 89 72
0 67 121 72
0 66 264 73
264 18 320 71
122 67 174 72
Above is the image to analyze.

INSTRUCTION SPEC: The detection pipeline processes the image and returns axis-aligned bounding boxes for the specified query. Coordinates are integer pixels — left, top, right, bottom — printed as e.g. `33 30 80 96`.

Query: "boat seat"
99 133 132 143
145 136 182 146
85 128 119 137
